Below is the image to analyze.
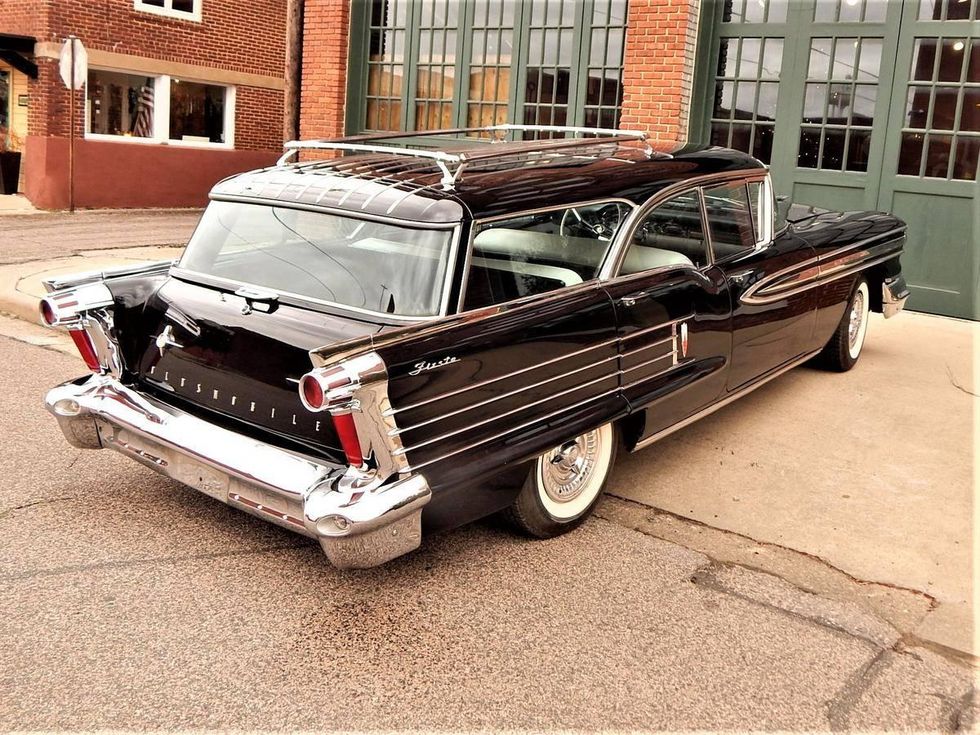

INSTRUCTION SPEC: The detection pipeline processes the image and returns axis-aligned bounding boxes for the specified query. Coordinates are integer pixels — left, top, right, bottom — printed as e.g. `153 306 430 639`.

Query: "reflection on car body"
40 125 909 568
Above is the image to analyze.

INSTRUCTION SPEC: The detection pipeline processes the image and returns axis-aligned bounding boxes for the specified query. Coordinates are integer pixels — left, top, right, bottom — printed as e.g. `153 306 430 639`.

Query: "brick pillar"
299 0 351 140
619 0 700 144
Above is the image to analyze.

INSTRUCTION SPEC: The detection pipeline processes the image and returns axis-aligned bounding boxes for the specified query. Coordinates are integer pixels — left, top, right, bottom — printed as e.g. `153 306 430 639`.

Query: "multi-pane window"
366 0 407 131
414 0 457 131
133 0 201 21
86 69 233 147
357 0 628 134
722 0 788 23
917 0 980 21
584 0 628 130
897 36 979 180
710 37 783 164
797 37 882 172
813 0 887 23
466 0 516 130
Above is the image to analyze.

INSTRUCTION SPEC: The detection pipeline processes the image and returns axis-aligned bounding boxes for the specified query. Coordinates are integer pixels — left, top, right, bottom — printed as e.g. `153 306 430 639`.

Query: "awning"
0 34 37 78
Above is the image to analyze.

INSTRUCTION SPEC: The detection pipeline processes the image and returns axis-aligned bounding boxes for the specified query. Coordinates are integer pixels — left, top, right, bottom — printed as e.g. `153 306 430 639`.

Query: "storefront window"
169 79 226 144
0 70 10 134
87 70 156 138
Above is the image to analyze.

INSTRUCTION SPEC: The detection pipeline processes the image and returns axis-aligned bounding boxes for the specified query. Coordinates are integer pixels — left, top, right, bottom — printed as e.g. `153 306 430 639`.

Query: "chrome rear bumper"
44 375 431 569
882 276 910 319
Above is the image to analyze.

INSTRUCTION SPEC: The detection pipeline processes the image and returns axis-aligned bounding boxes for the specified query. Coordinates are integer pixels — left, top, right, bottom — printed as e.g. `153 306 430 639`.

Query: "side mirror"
775 195 792 229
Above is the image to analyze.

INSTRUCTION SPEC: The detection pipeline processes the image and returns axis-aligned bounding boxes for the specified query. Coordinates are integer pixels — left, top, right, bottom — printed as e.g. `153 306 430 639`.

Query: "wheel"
817 278 870 371
504 422 618 538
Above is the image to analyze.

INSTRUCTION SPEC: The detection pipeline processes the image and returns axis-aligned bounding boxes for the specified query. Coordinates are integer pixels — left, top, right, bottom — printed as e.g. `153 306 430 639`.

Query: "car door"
600 188 732 444
704 177 818 390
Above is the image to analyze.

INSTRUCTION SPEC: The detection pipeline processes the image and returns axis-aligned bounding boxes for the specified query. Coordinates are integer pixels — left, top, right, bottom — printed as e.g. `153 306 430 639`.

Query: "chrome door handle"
620 296 637 307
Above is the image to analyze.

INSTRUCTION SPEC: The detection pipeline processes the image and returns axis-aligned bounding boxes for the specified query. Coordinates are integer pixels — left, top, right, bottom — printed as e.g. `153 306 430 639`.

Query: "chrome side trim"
389 353 620 436
393 372 617 457
620 334 673 358
41 259 173 294
622 350 676 375
633 349 821 451
740 230 905 306
404 388 621 473
620 314 694 342
621 357 689 390
383 333 620 416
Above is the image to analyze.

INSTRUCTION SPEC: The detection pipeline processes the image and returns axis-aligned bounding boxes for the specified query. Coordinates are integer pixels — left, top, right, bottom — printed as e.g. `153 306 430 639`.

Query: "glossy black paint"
93 145 907 537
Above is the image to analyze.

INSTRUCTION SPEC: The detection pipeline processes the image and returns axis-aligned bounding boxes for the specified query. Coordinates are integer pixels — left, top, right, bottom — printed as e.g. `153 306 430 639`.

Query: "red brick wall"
619 0 699 144
0 0 48 39
299 0 350 140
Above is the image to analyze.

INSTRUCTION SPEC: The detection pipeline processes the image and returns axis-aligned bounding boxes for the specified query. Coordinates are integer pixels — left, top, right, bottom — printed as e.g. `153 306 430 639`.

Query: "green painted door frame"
691 0 979 319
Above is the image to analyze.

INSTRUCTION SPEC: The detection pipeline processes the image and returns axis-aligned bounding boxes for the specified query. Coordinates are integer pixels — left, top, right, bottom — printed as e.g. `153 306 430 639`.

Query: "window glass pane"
465 203 626 309
717 38 737 77
734 81 757 119
932 87 959 130
169 79 225 143
172 0 195 12
938 38 967 82
753 125 775 161
851 84 877 124
822 128 846 169
744 0 765 22
969 39 980 82
918 0 942 19
858 39 883 81
911 39 938 81
798 128 821 168
180 202 453 317
623 192 707 274
747 181 762 238
739 38 761 77
832 38 858 80
905 86 931 127
703 183 756 252
863 0 888 21
839 0 861 22
0 70 9 133
961 88 980 132
757 82 778 120
767 0 788 22
762 38 783 78
898 132 925 175
946 0 973 20
713 81 734 118
808 39 832 79
803 83 827 123
846 128 872 171
925 134 953 177
952 137 979 180
814 0 837 21
87 70 155 138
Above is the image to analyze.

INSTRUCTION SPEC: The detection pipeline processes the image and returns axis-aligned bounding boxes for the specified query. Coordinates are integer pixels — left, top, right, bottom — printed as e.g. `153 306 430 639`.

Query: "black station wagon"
41 125 909 568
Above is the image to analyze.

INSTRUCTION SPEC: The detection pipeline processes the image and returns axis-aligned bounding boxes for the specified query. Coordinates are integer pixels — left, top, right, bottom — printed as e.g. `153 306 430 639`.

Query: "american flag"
132 84 154 137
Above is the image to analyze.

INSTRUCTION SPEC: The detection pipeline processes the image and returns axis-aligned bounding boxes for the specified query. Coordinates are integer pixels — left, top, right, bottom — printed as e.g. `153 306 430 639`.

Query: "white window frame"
84 67 235 150
133 0 202 22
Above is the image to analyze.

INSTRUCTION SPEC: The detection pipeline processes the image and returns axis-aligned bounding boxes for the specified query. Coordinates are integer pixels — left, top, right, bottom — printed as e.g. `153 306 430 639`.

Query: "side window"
620 191 708 275
703 182 757 258
463 202 630 310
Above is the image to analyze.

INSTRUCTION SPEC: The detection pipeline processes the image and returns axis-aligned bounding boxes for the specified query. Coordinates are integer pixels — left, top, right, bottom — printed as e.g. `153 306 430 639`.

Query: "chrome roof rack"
277 125 652 190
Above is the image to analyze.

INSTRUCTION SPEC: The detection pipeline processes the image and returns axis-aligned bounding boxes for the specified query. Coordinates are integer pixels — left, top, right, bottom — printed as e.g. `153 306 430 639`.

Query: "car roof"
210 140 766 225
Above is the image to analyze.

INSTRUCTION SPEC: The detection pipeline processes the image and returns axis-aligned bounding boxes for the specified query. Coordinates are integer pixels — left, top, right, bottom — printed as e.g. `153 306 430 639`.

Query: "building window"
355 0 628 135
897 36 979 181
86 69 234 147
134 0 202 22
0 69 10 135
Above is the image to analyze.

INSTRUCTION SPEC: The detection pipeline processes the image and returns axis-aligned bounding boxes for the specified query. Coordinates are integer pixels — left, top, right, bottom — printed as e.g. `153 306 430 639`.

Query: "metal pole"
68 36 76 213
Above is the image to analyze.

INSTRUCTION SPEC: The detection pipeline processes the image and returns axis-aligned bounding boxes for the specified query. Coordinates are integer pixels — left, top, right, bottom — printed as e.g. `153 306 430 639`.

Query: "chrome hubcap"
848 290 865 349
541 430 601 503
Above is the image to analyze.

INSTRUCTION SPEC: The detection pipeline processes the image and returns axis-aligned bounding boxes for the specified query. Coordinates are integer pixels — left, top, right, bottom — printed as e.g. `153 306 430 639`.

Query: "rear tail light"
40 299 56 326
332 411 365 467
300 374 325 410
69 330 101 372
298 368 364 468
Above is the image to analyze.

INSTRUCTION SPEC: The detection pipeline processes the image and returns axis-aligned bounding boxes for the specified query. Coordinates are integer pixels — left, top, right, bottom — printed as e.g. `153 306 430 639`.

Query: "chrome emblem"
154 325 183 357
680 322 689 358
408 356 459 376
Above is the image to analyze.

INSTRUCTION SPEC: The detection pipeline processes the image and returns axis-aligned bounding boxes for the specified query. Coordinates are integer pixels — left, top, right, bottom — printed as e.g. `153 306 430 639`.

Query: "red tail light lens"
40 299 56 326
332 411 364 467
300 374 324 410
69 330 101 372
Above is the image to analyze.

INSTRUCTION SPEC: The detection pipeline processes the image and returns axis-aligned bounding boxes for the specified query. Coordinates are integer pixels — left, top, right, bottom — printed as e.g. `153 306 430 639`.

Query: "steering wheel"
560 202 629 241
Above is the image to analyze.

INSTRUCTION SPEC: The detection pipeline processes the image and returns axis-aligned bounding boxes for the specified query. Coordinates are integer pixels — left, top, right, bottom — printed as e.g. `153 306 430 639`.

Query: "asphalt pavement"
0 329 975 731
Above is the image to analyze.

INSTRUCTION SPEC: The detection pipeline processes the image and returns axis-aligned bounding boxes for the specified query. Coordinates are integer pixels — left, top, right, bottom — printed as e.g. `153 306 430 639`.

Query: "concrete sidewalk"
0 211 974 665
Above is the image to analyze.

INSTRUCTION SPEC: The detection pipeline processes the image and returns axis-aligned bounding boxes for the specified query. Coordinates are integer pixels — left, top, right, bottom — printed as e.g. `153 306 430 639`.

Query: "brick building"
0 0 286 209
298 0 978 319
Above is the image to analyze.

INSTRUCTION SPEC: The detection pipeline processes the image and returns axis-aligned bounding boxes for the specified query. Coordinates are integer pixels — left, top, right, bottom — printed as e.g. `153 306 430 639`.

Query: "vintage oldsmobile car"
41 125 909 568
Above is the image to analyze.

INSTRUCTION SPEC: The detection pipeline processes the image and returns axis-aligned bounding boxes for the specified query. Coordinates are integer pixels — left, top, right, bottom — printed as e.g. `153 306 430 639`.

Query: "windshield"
178 202 455 317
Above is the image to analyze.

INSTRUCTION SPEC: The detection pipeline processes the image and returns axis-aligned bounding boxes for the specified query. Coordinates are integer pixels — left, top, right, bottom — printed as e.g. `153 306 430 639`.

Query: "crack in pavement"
603 493 939 610
945 364 979 398
0 496 77 521
825 647 893 732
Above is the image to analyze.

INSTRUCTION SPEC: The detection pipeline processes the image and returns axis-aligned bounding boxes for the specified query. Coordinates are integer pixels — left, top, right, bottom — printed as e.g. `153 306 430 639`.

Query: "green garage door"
695 0 979 319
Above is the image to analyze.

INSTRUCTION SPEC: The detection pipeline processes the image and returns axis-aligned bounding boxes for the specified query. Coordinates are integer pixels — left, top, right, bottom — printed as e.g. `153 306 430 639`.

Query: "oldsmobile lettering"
408 356 459 376
39 125 909 570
